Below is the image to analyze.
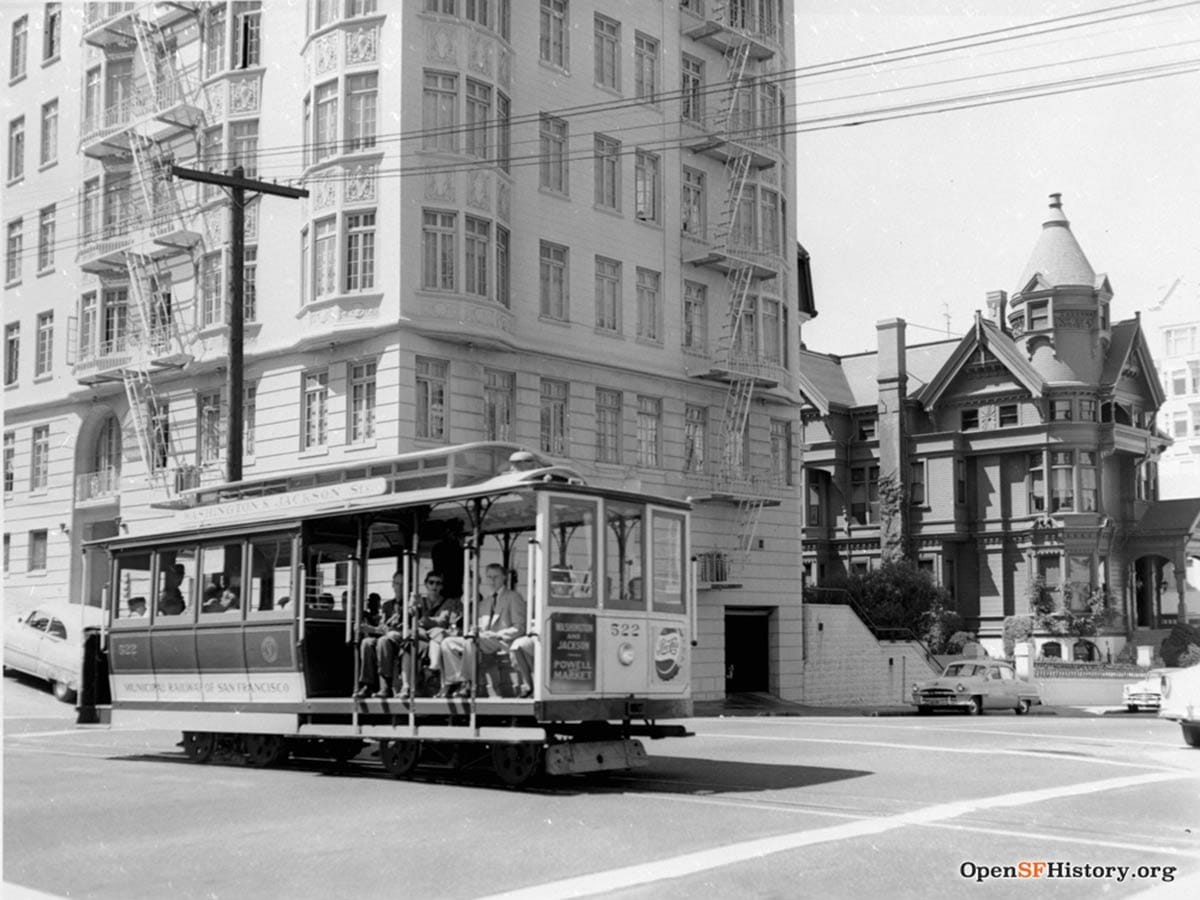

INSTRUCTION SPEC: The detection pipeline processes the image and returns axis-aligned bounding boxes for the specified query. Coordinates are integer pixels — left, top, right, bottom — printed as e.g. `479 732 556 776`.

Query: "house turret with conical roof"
1005 193 1114 385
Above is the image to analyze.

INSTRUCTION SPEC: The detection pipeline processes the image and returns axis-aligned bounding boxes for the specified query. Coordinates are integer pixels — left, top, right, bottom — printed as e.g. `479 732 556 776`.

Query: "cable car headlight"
617 642 636 666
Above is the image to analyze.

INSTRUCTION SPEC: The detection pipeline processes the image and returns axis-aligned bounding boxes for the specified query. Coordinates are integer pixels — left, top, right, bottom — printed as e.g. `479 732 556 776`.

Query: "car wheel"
53 680 76 704
1182 724 1200 749
1126 704 1139 713
916 705 932 715
1015 698 1031 715
966 696 982 716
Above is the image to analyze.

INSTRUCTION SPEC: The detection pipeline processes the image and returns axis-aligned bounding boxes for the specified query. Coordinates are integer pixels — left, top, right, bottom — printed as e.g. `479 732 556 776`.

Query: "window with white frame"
39 100 57 167
910 459 926 505
2 533 7 573
422 210 456 291
596 388 622 463
496 91 511 171
313 217 337 298
229 119 259 177
1050 450 1074 512
43 5 61 62
684 404 706 473
770 417 792 485
34 312 52 377
423 71 457 152
465 79 490 158
540 377 568 455
244 245 257 321
37 206 54 272
681 54 703 122
540 114 568 193
5 219 21 283
634 150 660 222
683 281 707 352
349 360 377 443
465 0 489 26
496 225 510 307
312 0 339 29
28 530 47 572
302 370 329 449
234 1 262 68
424 0 455 14
5 323 19 385
30 425 49 490
539 241 568 320
200 253 222 326
101 288 127 355
594 134 620 210
243 383 257 457
595 257 621 332
484 368 514 441
636 268 661 342
594 14 619 90
416 356 448 441
299 226 309 302
761 297 784 364
850 465 879 525
681 167 705 237
1079 450 1097 511
10 16 27 81
81 179 100 245
345 72 378 152
344 211 376 292
201 126 223 199
313 81 338 162
3 432 14 494
149 398 171 472
1028 451 1045 513
634 32 659 101
540 0 567 67
1166 326 1197 357
636 395 661 467
204 5 226 77
8 117 25 182
464 216 489 297
197 391 223 465
760 188 782 254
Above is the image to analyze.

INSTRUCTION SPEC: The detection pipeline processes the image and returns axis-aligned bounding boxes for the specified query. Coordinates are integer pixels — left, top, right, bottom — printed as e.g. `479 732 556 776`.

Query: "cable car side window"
112 552 152 623
153 548 194 621
247 535 294 617
605 499 644 610
547 496 597 608
198 542 244 618
650 509 686 612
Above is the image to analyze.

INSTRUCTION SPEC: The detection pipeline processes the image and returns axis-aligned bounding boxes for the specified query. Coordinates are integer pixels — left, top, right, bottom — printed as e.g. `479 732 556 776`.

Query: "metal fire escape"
76 2 207 501
682 7 784 579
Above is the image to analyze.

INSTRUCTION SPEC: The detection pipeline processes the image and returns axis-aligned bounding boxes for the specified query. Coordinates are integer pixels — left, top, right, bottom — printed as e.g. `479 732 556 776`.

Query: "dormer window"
856 417 876 440
1099 303 1109 330
961 409 979 430
1028 300 1050 330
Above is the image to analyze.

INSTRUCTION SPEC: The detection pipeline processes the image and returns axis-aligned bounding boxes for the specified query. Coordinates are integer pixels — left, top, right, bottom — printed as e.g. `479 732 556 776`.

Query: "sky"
792 0 1200 355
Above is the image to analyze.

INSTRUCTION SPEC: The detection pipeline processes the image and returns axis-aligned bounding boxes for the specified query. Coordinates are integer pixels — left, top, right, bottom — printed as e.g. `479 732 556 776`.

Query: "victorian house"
797 194 1200 660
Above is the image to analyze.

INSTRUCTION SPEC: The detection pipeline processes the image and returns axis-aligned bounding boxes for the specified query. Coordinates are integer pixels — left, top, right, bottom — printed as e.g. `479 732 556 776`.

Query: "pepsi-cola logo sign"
654 627 684 681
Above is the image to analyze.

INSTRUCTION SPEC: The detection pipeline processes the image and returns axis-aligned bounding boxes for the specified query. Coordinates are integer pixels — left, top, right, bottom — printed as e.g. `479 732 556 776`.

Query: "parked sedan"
3 602 103 703
1123 668 1172 711
1158 664 1200 748
911 659 1042 715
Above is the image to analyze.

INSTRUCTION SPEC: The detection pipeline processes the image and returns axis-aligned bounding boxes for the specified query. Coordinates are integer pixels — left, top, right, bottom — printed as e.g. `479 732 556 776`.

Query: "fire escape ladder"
716 40 752 139
121 368 163 487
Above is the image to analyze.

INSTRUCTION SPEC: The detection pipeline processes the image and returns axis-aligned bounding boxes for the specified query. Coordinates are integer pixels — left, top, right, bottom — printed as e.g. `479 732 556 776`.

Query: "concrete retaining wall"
802 604 942 706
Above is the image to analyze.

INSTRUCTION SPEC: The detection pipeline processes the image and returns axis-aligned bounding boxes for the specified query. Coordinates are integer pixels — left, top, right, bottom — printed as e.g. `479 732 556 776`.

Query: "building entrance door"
724 608 771 694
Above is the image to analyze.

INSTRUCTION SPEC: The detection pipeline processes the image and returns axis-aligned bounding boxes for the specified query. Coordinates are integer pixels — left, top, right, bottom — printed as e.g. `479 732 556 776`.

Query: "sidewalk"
692 692 1127 718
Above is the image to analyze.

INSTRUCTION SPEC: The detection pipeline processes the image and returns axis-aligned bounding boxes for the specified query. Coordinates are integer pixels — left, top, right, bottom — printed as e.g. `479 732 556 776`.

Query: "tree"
830 560 953 640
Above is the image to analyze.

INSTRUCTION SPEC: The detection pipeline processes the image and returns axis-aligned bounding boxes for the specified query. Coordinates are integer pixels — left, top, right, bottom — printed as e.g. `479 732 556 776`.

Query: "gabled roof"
1131 499 1200 538
795 349 854 415
1100 317 1167 407
913 315 1046 410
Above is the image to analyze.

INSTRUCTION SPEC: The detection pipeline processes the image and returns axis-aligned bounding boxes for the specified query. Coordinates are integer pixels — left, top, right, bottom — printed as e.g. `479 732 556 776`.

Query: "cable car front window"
605 500 644 610
112 552 152 623
650 509 686 612
546 496 597 608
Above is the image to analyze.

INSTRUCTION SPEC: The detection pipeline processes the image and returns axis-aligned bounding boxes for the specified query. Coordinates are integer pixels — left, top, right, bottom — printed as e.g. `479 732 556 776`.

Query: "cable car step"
544 738 648 775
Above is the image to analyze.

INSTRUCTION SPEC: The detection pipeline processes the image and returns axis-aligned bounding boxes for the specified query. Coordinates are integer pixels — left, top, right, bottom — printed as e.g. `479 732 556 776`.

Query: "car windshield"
943 663 980 677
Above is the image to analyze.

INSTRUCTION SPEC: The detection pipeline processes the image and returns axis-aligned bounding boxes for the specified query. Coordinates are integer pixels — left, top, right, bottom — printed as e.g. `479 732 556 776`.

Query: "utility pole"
170 165 308 483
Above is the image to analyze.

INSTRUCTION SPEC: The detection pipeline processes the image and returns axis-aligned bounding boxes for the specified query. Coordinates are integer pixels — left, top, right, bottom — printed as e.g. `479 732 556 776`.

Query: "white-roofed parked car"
3 602 104 703
1158 664 1200 748
1122 667 1173 711
910 658 1042 715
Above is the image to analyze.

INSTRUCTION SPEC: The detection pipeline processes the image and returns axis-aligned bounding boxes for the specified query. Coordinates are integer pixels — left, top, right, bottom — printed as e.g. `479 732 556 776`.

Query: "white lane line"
473 771 1186 900
920 821 1200 859
4 728 127 739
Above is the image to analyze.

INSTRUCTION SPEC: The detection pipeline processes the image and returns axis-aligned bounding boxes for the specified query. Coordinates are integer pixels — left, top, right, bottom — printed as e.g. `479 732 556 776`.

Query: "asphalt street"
4 674 1200 900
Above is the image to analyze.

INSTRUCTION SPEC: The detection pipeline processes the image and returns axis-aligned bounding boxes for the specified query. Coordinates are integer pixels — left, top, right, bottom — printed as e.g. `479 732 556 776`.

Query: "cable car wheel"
380 739 421 778
242 734 287 768
491 742 543 787
181 731 216 763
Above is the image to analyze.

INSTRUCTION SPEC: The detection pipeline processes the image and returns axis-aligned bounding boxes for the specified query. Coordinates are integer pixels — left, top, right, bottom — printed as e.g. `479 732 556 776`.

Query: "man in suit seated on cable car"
439 564 533 698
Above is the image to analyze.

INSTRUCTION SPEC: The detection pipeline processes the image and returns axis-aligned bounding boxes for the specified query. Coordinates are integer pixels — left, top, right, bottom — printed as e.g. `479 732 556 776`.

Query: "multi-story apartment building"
797 195 1200 661
2 1 808 701
1145 279 1200 498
